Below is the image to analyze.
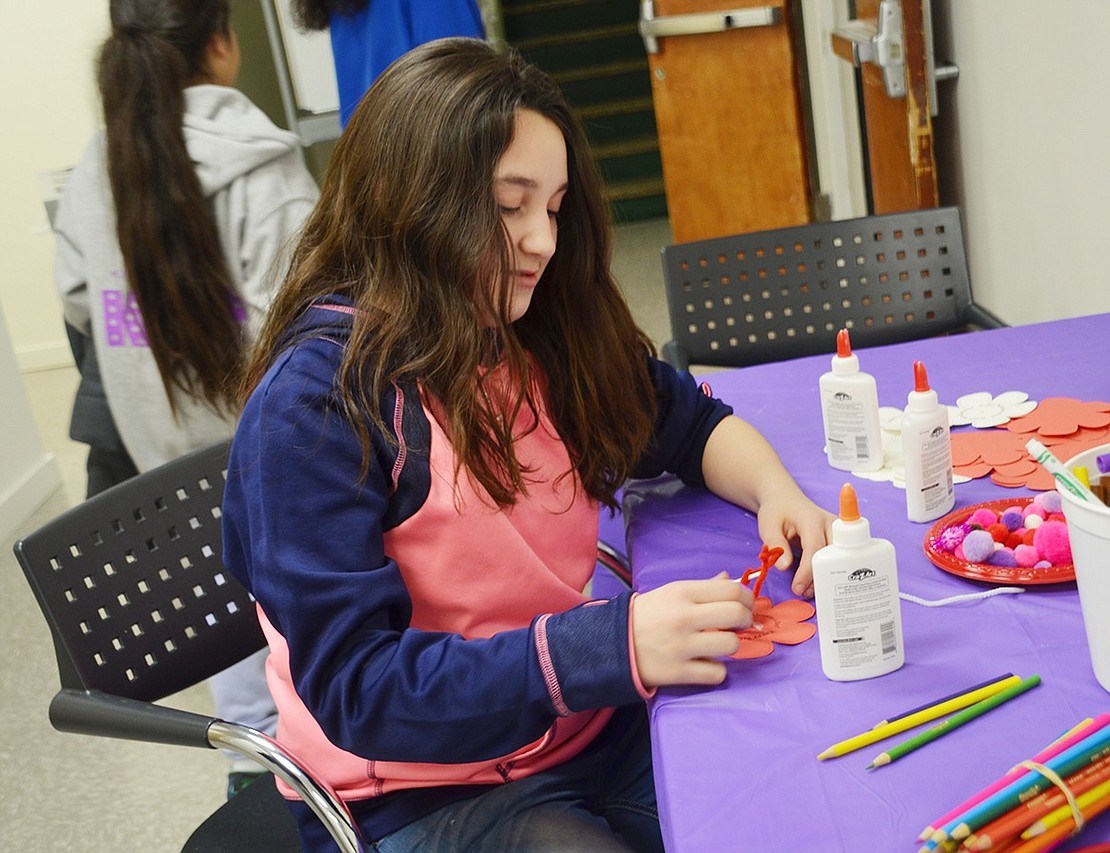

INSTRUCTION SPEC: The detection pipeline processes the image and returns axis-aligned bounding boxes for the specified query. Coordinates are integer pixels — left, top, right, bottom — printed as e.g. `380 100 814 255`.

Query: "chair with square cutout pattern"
660 206 1006 371
12 439 363 852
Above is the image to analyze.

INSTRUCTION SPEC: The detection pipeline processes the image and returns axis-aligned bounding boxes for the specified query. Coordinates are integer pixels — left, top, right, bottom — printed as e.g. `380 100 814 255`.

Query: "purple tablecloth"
623 314 1110 852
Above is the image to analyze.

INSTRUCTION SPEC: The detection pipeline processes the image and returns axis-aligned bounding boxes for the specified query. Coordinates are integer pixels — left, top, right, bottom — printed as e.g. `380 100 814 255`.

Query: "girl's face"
494 109 568 323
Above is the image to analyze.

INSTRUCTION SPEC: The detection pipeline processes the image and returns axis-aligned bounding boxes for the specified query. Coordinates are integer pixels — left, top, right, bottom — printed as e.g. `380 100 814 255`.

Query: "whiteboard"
271 0 340 115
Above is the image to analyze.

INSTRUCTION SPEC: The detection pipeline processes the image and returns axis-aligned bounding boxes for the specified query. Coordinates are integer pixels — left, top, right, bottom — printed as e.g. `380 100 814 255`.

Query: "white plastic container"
819 328 883 472
901 360 955 522
1060 443 1110 694
812 483 905 681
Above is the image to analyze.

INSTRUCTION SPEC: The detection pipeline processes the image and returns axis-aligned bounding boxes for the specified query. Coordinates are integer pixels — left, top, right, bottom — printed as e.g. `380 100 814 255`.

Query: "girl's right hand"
630 573 754 689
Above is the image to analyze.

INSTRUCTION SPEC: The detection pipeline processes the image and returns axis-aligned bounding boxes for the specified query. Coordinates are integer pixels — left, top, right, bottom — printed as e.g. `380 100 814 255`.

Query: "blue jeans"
372 704 663 853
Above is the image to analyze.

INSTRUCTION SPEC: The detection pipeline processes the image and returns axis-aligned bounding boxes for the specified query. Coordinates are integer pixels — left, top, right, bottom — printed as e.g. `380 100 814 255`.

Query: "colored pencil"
817 674 1023 760
1022 776 1110 838
946 724 1110 842
918 715 1110 843
874 673 1014 728
966 753 1110 849
1006 781 1110 852
867 675 1041 769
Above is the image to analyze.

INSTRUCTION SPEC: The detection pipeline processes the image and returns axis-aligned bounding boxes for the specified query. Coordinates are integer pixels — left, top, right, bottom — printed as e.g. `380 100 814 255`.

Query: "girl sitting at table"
221 37 833 852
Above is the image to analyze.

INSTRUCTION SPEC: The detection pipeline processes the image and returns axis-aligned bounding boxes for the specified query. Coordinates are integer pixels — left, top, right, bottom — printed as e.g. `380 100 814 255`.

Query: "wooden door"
833 0 937 212
642 0 813 243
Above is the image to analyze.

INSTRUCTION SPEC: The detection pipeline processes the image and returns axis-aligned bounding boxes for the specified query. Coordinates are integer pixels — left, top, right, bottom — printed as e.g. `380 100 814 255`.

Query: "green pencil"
866 675 1042 769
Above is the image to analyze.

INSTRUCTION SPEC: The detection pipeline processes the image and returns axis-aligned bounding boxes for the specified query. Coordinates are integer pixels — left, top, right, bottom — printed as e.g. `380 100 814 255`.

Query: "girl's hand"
630 573 754 689
755 496 835 599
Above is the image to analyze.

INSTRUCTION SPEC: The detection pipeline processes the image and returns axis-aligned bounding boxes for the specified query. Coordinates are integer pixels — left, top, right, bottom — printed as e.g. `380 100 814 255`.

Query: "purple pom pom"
1038 491 1063 514
1000 509 1024 531
962 529 996 563
987 548 1018 568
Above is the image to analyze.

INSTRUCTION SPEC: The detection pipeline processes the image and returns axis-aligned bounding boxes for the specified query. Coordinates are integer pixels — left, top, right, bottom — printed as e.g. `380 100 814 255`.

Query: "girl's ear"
202 30 240 87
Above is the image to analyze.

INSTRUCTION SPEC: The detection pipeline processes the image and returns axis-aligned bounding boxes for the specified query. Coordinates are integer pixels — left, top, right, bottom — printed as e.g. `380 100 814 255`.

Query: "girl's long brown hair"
242 38 657 509
98 0 244 415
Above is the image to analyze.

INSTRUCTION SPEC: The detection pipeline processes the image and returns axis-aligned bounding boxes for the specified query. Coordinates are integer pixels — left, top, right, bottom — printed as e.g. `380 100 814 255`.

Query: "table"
623 313 1110 852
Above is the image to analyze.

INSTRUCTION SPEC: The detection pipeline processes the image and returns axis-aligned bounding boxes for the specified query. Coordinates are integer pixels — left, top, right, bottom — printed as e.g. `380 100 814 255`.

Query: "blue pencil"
941 724 1110 842
872 673 1014 728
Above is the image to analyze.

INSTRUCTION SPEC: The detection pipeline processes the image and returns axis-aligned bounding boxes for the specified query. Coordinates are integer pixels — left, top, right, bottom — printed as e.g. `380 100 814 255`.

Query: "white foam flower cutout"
946 391 1037 429
852 406 970 488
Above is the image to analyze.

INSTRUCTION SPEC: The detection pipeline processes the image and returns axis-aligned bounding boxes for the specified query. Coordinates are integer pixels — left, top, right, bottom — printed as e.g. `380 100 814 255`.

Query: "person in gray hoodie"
53 0 320 797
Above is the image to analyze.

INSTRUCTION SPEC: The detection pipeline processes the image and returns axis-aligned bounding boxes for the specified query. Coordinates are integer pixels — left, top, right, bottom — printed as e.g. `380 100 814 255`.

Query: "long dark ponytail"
98 0 243 414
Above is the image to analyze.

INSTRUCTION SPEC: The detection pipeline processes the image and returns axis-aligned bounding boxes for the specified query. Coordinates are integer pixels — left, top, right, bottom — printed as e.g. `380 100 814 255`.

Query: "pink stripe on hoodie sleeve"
533 613 573 716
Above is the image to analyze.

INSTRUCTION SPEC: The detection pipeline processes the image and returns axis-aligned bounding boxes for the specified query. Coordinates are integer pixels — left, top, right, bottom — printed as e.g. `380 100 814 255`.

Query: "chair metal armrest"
49 688 214 748
208 721 364 853
596 540 632 587
49 689 364 851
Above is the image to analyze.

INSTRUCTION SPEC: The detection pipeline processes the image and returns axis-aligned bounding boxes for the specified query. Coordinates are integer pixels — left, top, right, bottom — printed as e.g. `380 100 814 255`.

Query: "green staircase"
499 0 668 223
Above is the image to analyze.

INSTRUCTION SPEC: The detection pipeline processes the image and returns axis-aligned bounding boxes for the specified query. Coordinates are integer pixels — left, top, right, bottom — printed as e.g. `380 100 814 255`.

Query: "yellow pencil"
1021 777 1110 838
817 674 1022 760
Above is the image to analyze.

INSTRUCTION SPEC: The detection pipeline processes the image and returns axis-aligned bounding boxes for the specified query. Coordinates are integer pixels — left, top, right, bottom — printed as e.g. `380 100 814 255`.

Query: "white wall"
0 4 107 372
935 0 1110 325
0 301 60 543
0 4 99 535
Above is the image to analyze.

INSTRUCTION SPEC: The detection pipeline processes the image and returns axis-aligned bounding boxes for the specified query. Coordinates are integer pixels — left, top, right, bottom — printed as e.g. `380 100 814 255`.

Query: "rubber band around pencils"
1017 759 1085 835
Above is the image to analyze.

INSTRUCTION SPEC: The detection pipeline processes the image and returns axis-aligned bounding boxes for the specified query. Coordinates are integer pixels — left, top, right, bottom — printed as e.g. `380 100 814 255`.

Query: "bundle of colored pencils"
917 714 1110 852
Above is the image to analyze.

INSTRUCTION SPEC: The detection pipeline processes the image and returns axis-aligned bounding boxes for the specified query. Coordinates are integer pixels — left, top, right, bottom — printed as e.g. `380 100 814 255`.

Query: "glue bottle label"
822 569 900 669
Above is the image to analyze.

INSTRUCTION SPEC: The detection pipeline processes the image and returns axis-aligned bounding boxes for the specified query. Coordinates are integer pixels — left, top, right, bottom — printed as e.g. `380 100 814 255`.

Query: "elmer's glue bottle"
812 483 904 682
901 360 955 523
818 329 883 472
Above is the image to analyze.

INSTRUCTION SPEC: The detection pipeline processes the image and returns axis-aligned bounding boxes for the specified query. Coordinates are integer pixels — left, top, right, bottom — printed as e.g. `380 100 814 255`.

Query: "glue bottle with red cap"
901 360 955 523
812 483 904 681
818 328 883 472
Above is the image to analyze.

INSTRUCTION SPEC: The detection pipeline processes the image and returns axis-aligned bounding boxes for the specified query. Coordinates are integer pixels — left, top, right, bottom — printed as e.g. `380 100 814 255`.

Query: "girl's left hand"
755 496 835 598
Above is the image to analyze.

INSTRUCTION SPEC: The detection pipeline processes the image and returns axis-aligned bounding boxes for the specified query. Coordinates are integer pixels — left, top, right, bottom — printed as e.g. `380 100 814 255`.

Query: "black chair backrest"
13 439 264 703
662 206 994 369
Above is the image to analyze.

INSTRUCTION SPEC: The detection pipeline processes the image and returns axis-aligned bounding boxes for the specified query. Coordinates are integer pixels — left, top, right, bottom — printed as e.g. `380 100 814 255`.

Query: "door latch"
831 0 906 98
638 0 781 55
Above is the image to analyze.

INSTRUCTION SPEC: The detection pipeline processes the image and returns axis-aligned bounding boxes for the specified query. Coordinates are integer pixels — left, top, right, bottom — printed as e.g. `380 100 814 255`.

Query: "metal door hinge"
638 0 781 55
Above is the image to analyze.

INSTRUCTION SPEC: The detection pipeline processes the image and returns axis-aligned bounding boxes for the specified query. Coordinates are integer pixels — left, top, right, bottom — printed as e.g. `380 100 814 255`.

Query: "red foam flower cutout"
732 597 817 660
1005 397 1110 437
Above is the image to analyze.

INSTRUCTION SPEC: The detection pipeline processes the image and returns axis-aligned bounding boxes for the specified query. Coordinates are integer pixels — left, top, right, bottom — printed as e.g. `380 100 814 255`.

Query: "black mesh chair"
660 206 1006 371
12 439 363 852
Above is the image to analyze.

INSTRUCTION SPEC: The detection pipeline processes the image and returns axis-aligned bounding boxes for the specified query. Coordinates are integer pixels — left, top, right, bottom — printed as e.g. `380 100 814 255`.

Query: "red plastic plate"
923 498 1075 585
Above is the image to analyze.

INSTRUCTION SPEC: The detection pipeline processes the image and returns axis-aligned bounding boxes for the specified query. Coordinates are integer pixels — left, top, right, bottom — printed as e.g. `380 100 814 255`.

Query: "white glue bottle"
812 483 904 682
901 360 955 523
818 328 883 472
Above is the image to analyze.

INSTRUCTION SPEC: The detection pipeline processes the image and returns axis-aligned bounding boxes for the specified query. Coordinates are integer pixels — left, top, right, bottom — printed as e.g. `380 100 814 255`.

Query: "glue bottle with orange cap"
812 483 905 681
901 360 955 523
818 328 883 472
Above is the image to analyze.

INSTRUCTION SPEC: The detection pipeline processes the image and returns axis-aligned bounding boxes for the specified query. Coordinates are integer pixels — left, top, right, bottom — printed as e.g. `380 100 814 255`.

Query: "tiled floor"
0 216 673 851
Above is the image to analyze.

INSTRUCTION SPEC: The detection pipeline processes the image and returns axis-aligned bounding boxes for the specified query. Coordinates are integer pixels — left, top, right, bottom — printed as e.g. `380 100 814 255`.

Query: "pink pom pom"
1023 504 1047 520
935 523 969 553
962 529 996 563
967 508 999 529
1033 520 1072 564
1014 544 1040 567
